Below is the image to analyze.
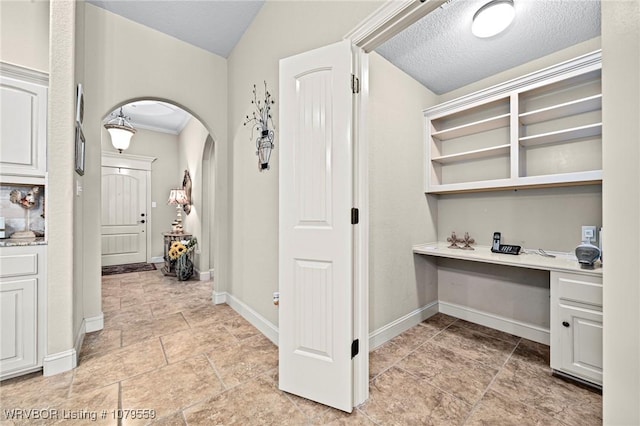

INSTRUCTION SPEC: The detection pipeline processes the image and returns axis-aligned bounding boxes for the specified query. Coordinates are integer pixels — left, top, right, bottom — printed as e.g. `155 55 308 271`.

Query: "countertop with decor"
0 237 47 247
413 242 602 277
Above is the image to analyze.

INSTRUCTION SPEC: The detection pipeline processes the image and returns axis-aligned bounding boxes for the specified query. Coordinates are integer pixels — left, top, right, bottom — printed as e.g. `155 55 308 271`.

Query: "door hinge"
351 339 359 358
351 74 360 94
351 208 359 225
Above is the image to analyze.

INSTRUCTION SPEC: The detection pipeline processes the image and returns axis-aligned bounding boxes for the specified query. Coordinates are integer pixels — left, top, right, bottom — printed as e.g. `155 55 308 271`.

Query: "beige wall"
438 185 602 252
48 0 76 358
81 4 228 321
102 128 180 259
0 1 50 73
227 0 383 326
368 53 439 331
178 117 211 271
602 1 640 423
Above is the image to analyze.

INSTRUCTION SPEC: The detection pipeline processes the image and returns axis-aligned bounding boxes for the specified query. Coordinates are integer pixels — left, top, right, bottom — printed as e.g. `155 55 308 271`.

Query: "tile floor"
0 267 602 425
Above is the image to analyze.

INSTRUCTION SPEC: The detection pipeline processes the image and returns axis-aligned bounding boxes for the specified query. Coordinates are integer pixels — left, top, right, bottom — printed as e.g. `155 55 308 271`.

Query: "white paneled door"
101 166 147 266
279 40 355 412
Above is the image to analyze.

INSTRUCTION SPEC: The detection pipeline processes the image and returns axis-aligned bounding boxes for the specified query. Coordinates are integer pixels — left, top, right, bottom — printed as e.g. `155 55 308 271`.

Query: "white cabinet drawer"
0 253 38 278
552 271 602 307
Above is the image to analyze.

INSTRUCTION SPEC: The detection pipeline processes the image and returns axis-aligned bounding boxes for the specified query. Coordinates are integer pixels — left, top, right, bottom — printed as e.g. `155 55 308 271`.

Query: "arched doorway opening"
99 99 217 288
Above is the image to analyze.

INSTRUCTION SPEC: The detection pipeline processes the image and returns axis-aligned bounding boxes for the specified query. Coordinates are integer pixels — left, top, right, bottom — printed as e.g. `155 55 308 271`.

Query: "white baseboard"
438 301 550 345
150 256 164 263
85 313 104 333
197 269 211 281
368 301 439 350
74 321 86 361
43 349 77 376
224 292 279 346
213 291 227 305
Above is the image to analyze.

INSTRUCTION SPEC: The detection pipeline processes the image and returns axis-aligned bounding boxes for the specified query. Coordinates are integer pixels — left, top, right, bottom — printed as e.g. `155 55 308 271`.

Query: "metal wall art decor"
243 81 275 171
182 169 192 215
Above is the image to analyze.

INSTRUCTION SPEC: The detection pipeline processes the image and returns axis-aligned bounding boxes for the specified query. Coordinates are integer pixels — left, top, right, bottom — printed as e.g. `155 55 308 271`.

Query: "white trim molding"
438 301 550 345
344 0 446 52
101 151 156 171
369 301 439 350
43 349 77 376
224 292 279 346
0 61 49 85
74 321 86 362
196 269 211 281
213 290 226 305
85 313 104 333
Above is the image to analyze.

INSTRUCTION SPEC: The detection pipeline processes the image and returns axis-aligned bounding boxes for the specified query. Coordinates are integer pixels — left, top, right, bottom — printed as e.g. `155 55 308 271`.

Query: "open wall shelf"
424 51 602 194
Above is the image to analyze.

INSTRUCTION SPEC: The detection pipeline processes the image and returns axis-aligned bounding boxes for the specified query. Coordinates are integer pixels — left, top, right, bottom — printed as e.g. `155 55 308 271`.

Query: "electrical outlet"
582 226 597 244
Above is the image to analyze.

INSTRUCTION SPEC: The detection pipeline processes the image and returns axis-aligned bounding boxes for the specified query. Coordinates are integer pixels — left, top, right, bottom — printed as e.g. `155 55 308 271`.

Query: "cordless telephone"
491 232 521 255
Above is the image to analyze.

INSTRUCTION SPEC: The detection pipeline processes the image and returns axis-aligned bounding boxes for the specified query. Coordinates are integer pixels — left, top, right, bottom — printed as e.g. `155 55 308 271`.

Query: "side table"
162 232 192 276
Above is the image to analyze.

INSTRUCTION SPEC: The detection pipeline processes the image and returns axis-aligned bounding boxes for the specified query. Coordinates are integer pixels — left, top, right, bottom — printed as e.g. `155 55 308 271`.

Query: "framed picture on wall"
75 125 85 176
76 83 84 127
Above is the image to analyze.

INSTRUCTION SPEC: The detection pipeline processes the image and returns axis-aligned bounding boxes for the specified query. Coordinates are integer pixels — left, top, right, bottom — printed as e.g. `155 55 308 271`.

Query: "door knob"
562 321 570 328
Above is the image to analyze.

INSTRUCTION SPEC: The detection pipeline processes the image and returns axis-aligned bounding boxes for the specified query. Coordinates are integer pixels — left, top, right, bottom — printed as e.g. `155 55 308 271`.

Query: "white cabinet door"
0 278 37 375
557 304 603 384
279 40 355 412
550 271 603 385
0 74 47 178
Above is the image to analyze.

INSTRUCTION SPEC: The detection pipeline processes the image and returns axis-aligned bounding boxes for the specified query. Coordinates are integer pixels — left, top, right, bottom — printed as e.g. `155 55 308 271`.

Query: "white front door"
101 166 147 266
279 40 355 412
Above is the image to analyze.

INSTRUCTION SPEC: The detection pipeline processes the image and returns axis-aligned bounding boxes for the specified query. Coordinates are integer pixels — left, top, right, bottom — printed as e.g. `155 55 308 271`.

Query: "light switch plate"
582 225 597 244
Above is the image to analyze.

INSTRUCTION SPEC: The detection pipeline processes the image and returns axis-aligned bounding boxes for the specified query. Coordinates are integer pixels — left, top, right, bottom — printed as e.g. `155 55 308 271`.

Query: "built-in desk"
413 241 603 386
412 242 602 277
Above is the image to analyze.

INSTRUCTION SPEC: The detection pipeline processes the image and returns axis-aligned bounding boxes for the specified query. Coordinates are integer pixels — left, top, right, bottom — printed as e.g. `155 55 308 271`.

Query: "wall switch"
152 201 157 208
582 225 598 244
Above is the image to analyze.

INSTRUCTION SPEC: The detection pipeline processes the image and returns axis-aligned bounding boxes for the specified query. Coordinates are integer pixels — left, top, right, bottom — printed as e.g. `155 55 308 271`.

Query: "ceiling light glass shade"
472 0 515 38
104 107 136 153
106 126 134 152
167 189 188 205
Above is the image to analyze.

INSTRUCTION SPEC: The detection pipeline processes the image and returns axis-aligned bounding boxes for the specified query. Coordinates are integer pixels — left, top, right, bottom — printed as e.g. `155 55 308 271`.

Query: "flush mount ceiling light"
104 107 136 153
472 0 515 38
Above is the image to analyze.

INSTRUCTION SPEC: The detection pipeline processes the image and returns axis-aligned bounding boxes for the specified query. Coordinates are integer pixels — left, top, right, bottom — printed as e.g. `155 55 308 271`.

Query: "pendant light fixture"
104 107 136 153
472 0 515 38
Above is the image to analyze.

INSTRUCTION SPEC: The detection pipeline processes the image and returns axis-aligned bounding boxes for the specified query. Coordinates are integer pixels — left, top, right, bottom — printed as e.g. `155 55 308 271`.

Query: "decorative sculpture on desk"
447 231 462 249
9 187 40 239
460 232 475 250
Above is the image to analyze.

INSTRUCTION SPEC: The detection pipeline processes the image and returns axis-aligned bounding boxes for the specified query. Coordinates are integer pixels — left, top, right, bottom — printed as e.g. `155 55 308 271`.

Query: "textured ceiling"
87 0 265 58
376 0 601 95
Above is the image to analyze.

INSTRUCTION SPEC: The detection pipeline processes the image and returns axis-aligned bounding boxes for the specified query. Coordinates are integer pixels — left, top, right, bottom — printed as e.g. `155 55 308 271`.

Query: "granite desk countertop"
0 237 47 247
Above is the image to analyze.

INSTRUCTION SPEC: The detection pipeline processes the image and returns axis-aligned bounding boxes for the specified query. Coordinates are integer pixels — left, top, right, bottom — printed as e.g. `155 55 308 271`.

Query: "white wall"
368 53 439 331
0 1 49 73
81 4 228 322
602 1 640 423
227 0 383 326
102 128 180 259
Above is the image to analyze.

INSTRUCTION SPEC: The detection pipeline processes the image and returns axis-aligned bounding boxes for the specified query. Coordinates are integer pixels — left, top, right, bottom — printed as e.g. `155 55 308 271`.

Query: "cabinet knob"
562 321 570 328
139 220 146 224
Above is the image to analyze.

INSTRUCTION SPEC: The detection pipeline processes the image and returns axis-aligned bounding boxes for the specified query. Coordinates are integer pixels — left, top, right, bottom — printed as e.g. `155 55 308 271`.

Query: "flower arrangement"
169 238 197 260
168 238 197 281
